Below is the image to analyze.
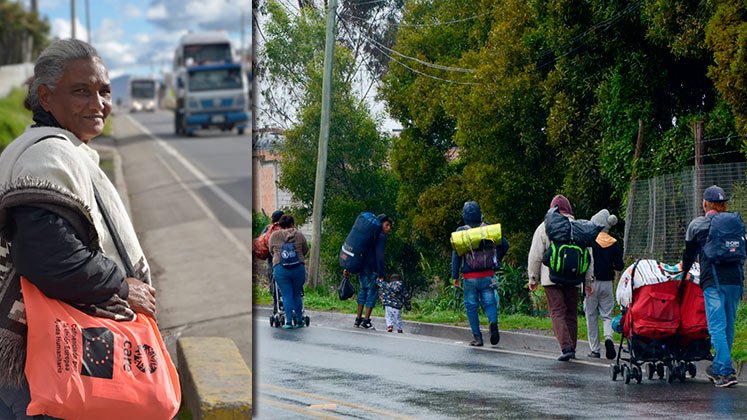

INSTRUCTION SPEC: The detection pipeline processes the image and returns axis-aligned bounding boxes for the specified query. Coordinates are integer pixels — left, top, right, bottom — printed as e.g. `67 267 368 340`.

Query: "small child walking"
376 274 405 333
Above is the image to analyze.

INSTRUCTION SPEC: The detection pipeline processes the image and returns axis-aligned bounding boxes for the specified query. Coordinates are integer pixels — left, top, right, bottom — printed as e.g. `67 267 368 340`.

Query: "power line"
536 0 643 70
368 41 481 85
355 27 477 73
344 10 492 28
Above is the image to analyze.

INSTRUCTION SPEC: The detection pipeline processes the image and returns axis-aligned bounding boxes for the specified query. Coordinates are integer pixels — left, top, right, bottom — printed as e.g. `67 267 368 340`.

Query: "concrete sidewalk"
104 115 252 368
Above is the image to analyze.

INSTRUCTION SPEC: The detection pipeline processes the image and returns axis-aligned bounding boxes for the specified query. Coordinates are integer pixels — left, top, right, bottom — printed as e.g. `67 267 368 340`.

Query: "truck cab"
174 63 249 136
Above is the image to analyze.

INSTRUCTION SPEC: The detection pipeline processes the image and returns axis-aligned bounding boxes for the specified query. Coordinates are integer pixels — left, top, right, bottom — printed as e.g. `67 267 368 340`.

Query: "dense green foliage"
0 88 32 152
261 1 747 297
0 0 49 65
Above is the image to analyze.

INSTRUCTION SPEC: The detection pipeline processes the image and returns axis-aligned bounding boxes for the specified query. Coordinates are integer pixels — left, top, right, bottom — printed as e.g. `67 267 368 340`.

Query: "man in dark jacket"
354 214 392 329
585 209 624 359
451 201 509 346
682 185 744 388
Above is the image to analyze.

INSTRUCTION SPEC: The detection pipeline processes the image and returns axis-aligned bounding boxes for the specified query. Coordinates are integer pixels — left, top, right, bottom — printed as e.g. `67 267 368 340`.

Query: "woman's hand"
125 277 157 318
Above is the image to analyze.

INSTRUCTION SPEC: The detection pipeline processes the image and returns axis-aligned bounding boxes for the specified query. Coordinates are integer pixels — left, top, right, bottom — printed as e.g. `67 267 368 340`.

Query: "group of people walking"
262 186 743 389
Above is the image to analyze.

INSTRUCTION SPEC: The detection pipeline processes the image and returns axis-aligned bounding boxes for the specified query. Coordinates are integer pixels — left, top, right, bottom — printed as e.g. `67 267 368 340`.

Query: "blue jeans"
273 264 306 325
357 271 379 308
703 285 742 376
463 276 498 337
0 378 58 419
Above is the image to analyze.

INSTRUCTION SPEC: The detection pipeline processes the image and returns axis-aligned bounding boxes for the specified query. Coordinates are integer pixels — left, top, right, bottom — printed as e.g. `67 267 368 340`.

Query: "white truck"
172 32 249 136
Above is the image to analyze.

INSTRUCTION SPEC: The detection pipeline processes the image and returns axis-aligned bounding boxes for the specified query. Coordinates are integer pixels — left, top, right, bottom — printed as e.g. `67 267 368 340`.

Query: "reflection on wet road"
255 316 747 419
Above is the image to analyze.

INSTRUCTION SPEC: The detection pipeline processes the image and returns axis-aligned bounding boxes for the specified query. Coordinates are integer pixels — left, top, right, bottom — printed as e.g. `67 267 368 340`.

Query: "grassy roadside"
0 88 32 150
255 281 747 364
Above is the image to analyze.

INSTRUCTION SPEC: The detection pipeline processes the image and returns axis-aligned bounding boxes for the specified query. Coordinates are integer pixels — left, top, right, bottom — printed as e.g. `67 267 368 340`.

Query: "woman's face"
39 57 112 143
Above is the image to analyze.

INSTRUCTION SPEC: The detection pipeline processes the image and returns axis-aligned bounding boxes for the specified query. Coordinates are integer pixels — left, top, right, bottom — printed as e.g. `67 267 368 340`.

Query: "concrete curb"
177 337 252 420
255 306 563 355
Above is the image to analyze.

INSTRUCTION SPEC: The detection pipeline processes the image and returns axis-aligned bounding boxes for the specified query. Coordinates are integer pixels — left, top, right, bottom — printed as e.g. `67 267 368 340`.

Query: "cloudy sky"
38 0 252 78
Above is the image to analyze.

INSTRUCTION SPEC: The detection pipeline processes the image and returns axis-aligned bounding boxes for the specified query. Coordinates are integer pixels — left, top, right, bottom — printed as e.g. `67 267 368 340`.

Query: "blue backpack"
704 212 747 264
280 240 301 267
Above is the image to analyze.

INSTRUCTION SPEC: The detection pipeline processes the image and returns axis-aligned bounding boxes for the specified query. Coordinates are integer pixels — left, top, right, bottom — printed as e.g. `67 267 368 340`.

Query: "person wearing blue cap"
681 185 745 387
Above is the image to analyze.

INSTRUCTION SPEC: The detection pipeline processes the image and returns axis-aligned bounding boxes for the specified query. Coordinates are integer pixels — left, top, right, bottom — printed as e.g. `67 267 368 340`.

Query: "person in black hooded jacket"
451 201 509 347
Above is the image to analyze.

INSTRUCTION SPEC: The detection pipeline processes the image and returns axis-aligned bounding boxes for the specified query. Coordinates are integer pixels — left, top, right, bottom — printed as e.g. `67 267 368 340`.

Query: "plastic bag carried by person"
21 277 181 420
338 272 356 300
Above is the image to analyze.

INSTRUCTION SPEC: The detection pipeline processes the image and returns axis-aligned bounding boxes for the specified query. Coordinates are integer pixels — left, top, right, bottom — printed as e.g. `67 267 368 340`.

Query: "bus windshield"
131 80 156 98
188 68 243 92
183 43 232 65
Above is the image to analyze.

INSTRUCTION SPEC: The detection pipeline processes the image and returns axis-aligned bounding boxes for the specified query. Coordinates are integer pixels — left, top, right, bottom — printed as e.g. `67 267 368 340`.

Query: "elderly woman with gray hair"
0 39 156 418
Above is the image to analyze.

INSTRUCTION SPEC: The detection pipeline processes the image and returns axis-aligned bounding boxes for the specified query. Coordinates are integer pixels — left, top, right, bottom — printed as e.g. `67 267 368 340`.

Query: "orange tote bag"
21 277 181 420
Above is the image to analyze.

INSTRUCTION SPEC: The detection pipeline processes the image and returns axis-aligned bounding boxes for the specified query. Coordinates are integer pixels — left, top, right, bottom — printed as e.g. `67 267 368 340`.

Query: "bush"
496 263 533 315
252 211 270 239
0 88 32 152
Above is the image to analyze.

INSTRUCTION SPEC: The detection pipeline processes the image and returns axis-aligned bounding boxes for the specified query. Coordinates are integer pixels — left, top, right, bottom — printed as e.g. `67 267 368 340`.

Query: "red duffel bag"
21 277 181 420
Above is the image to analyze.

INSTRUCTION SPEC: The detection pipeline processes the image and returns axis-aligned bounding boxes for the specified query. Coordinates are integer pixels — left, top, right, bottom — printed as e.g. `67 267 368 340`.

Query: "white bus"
129 77 158 112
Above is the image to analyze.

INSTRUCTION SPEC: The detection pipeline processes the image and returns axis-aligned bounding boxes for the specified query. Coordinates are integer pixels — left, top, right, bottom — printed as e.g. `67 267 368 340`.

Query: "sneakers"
605 338 616 360
705 365 718 382
282 324 293 330
360 318 373 329
706 365 738 387
354 317 362 328
587 351 600 358
489 322 500 345
469 335 484 347
558 349 575 361
387 326 393 333
295 319 305 328
714 373 739 388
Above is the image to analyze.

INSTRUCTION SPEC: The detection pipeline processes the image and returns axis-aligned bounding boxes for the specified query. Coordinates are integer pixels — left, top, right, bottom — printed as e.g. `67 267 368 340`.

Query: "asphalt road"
106 110 252 366
125 110 252 236
255 311 747 419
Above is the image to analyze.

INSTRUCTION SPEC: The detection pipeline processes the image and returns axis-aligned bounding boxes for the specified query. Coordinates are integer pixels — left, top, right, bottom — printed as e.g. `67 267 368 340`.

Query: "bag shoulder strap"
92 183 135 278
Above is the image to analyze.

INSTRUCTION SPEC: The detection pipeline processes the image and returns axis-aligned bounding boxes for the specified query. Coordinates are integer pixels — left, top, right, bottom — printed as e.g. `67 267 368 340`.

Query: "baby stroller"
268 277 311 328
610 260 709 384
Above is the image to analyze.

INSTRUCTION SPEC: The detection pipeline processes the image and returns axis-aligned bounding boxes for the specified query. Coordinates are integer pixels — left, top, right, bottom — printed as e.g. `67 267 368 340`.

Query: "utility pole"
85 0 91 43
694 120 704 213
623 119 644 259
308 0 337 287
251 0 259 214
71 0 76 39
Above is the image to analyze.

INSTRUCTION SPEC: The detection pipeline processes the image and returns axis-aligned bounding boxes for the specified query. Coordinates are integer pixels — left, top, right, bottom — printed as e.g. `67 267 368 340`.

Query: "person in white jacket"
527 195 593 361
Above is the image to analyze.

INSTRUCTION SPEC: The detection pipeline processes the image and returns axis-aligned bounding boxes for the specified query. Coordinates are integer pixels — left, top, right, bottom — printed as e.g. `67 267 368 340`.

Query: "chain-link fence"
624 162 747 262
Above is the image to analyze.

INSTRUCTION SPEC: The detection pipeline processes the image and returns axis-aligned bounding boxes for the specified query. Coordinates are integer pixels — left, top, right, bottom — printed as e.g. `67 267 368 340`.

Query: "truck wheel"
237 127 245 135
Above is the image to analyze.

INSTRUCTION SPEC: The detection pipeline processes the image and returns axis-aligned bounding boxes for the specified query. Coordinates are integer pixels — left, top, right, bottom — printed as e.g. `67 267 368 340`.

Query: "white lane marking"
125 114 253 224
156 153 251 257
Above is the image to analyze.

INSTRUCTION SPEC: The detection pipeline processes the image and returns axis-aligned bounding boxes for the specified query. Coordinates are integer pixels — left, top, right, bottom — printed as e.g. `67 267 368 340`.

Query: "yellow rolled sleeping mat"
450 223 502 256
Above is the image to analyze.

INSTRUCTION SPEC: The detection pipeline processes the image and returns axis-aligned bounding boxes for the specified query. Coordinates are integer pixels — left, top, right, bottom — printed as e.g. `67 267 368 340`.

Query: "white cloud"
146 3 168 20
50 17 89 41
123 4 142 18
147 0 251 32
93 18 124 43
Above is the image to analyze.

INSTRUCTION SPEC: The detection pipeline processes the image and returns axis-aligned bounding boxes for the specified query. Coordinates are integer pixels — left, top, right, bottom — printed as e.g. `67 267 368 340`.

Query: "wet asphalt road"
255 316 747 419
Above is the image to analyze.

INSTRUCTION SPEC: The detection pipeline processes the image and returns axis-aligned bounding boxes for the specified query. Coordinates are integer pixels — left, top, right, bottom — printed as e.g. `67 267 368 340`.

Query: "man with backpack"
353 214 393 329
681 185 745 387
451 201 509 347
527 195 594 361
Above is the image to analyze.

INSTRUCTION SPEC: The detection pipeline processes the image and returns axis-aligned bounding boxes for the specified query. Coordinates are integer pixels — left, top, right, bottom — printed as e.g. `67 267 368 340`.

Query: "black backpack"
280 240 301 268
542 207 603 286
461 224 498 271
704 212 747 264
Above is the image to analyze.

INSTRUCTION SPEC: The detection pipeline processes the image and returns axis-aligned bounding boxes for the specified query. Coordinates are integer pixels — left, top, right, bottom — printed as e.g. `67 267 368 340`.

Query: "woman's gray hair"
25 39 104 113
